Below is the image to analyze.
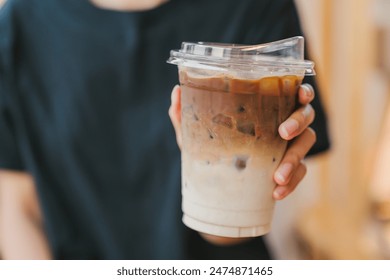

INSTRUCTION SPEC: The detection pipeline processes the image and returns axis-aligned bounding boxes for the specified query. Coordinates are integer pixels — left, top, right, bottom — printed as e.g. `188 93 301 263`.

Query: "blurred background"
0 0 389 259
268 0 390 259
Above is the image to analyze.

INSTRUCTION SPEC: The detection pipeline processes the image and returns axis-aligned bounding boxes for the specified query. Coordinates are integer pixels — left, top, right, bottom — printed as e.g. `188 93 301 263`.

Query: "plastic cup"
168 36 315 237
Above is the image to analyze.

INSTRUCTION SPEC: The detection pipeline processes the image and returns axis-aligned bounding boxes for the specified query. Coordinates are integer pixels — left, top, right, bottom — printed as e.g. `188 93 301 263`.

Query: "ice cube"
281 75 300 96
193 113 199 121
207 128 216 139
236 120 255 136
237 105 246 113
212 114 233 129
258 77 280 96
234 155 249 171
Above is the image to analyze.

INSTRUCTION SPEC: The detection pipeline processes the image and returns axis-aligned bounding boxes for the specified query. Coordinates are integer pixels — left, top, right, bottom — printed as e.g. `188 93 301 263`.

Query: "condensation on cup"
168 37 315 238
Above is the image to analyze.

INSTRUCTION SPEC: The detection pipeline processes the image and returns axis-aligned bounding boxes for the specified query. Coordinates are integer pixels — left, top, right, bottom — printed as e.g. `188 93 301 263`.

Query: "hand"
273 84 316 200
169 84 316 200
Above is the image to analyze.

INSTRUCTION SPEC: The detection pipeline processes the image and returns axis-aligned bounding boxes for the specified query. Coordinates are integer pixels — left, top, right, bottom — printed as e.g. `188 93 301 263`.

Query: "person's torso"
1 0 300 259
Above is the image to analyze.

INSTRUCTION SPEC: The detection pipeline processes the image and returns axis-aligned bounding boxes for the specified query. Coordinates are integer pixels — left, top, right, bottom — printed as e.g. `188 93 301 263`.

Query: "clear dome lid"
168 36 315 75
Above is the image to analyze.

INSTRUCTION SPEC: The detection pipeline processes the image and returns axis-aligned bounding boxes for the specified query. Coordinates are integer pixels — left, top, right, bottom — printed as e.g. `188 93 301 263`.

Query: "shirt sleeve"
0 4 24 170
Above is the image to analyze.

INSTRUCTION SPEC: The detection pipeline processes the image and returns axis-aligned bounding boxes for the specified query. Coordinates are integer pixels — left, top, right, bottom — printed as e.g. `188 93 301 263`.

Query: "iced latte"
168 37 314 237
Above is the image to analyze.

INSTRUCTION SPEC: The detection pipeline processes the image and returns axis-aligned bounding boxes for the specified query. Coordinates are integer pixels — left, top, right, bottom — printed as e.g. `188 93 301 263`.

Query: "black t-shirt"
0 0 330 259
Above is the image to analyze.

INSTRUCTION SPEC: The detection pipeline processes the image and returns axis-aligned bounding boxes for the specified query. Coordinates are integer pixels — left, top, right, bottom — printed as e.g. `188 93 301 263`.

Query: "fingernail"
280 119 299 138
275 163 293 184
301 84 313 98
273 186 287 200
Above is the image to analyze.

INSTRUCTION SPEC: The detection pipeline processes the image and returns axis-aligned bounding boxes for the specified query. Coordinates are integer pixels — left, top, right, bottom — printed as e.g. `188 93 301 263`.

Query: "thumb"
168 85 182 149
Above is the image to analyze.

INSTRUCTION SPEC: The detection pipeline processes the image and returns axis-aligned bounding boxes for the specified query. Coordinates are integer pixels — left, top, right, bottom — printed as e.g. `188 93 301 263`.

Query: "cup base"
183 214 271 238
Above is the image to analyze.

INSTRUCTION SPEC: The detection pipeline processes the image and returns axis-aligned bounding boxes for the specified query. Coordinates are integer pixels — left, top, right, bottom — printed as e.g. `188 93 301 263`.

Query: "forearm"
0 170 52 259
0 202 52 259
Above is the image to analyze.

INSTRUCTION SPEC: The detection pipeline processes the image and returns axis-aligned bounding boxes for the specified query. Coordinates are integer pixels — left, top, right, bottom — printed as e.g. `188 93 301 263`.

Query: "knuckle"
288 151 302 166
300 162 307 175
301 104 314 121
296 112 305 125
306 127 317 144
309 105 316 124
